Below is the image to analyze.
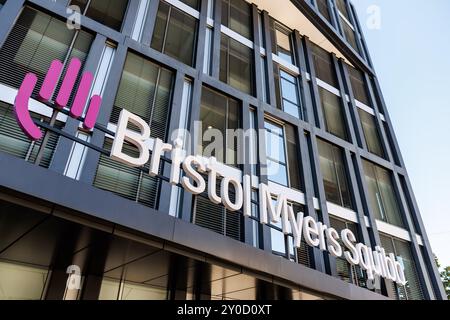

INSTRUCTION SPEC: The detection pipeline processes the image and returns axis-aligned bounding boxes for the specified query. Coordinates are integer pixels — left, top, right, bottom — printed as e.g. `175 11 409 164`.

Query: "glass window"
317 139 352 209
380 235 424 300
220 34 254 95
151 1 198 66
311 43 338 87
269 20 294 64
70 0 129 31
358 109 385 158
348 65 370 105
341 19 359 53
198 87 241 167
264 121 301 190
319 87 348 141
316 0 331 23
0 7 93 99
362 160 404 227
274 65 302 119
330 218 366 287
94 139 160 208
111 52 174 141
0 0 5 10
194 177 242 241
221 0 252 39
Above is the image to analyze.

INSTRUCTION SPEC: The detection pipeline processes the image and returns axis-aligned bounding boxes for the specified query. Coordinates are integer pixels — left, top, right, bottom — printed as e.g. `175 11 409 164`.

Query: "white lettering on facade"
110 109 407 286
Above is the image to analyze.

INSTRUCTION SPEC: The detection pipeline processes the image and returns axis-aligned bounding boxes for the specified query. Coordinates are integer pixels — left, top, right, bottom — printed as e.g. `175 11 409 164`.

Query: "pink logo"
14 58 102 141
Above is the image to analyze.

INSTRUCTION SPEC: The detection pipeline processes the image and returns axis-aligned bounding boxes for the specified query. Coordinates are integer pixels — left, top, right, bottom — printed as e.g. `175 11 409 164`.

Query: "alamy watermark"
366 5 381 30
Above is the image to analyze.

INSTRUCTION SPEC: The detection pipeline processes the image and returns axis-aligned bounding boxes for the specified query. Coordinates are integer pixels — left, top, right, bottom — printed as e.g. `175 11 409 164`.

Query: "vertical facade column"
0 0 25 48
242 101 255 246
251 4 263 102
303 37 325 129
210 0 222 79
364 72 393 162
180 77 203 222
340 61 366 150
121 0 141 37
332 54 357 146
255 103 271 251
293 31 315 125
140 0 161 47
261 11 276 107
79 43 128 185
195 0 209 72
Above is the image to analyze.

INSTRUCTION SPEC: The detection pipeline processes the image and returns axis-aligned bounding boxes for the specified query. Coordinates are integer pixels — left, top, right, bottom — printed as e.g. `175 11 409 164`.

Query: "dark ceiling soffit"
290 0 375 76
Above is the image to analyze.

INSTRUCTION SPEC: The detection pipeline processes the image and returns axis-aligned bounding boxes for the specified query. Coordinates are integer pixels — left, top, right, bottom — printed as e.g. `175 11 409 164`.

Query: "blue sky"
352 0 450 267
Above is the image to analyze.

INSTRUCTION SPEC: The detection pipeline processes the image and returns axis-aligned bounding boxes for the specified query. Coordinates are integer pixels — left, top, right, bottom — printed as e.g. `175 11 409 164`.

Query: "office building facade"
0 0 445 300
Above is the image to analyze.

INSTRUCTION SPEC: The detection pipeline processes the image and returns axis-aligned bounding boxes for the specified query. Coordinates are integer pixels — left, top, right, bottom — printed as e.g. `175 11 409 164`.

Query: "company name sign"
15 60 407 286
111 110 407 286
